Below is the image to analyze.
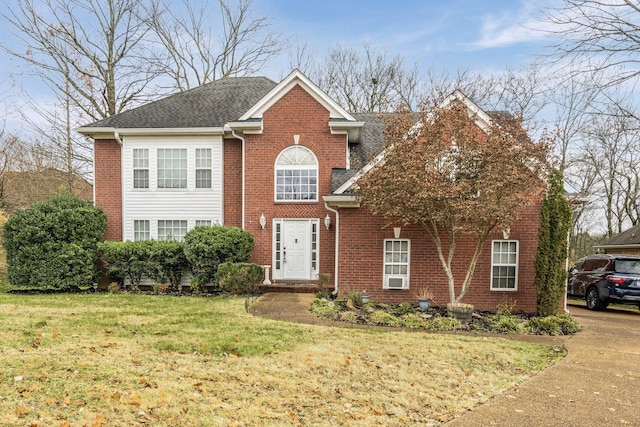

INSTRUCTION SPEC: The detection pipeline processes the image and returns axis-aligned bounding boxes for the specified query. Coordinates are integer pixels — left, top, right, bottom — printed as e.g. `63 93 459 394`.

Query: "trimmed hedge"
183 226 254 285
98 240 188 290
3 193 107 289
99 241 153 289
146 240 189 289
216 262 263 295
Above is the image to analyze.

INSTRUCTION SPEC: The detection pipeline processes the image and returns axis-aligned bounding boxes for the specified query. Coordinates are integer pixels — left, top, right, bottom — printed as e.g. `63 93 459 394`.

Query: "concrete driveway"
445 303 640 426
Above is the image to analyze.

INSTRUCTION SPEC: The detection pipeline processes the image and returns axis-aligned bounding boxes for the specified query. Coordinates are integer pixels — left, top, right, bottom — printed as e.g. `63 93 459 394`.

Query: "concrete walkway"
251 293 640 426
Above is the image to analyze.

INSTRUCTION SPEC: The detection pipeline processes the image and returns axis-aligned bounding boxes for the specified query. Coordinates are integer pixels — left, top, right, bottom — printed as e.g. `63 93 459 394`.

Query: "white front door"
273 219 317 281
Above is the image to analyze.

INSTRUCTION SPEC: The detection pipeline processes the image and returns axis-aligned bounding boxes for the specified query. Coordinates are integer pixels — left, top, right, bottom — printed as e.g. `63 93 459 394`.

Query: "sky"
255 0 552 79
0 0 555 130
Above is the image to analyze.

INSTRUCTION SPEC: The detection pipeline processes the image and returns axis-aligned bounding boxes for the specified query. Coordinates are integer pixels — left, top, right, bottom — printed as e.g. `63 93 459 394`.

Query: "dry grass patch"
0 293 564 426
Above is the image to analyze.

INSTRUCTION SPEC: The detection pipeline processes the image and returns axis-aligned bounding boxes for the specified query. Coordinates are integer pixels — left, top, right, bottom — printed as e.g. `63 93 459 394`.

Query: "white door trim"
272 218 319 281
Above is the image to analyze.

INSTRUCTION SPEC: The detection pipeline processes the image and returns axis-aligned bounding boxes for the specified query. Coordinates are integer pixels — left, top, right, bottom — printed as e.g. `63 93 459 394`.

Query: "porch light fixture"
324 214 331 230
259 213 266 229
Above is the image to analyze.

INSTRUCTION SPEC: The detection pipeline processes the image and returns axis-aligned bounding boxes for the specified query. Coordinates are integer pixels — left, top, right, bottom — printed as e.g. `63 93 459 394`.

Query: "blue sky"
0 0 554 128
258 0 552 78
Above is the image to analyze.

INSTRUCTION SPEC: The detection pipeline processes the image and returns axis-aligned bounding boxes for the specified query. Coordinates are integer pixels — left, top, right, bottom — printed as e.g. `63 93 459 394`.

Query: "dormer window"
275 145 318 201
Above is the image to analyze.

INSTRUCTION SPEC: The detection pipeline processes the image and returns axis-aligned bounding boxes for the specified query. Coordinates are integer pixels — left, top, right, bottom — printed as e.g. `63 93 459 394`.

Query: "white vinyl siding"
121 135 223 241
491 240 519 290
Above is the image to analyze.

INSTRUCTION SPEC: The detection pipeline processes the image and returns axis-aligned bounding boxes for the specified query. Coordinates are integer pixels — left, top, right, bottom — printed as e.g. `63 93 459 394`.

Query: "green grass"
0 291 565 426
0 249 568 425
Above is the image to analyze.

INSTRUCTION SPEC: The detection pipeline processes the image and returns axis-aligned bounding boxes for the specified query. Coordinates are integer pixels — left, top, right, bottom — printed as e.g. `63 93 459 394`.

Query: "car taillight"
606 275 627 285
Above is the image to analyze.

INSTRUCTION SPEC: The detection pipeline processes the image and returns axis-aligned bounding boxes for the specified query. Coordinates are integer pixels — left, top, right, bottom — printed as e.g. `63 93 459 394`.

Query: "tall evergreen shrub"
534 170 573 316
3 193 107 289
183 225 254 285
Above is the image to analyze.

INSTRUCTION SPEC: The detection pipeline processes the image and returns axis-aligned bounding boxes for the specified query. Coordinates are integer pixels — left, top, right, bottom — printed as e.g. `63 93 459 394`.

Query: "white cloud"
470 2 556 50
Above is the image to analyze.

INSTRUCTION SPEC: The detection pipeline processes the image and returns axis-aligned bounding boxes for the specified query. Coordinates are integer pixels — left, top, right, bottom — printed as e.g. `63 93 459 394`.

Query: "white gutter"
231 129 247 229
324 202 340 295
76 126 225 137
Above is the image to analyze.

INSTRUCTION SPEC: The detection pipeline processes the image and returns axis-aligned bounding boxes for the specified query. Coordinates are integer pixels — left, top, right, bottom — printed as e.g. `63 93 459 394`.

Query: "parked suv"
567 254 640 310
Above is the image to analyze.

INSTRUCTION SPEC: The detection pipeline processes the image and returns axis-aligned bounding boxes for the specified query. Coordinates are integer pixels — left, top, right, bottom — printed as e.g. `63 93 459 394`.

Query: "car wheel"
586 287 606 311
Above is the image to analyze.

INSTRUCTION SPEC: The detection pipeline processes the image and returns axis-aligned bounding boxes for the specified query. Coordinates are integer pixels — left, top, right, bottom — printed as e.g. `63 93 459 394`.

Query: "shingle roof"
85 76 277 129
329 112 388 194
598 224 640 246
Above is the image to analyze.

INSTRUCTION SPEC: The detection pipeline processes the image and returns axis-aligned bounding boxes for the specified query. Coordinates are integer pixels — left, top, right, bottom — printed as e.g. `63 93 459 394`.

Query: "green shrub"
425 317 462 331
146 240 188 289
3 193 106 289
488 314 527 334
183 226 254 286
395 302 415 316
370 310 401 327
189 277 207 294
338 310 360 323
528 314 580 335
399 313 427 329
216 262 263 295
98 241 152 290
311 298 341 320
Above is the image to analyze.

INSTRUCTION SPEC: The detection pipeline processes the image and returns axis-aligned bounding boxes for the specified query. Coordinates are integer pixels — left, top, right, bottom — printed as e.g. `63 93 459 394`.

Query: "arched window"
275 146 318 201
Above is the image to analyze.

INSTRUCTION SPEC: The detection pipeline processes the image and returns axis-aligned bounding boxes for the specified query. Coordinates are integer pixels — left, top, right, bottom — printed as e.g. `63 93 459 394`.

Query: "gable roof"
330 90 492 196
239 69 356 121
597 224 640 248
77 76 277 136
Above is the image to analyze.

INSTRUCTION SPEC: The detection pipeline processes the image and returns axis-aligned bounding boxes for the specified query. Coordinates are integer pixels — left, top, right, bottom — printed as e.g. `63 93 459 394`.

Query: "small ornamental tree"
534 169 573 316
358 96 551 305
3 192 107 289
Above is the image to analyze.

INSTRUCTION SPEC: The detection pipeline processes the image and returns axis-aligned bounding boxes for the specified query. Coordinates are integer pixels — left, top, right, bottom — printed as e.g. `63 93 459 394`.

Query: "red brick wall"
94 139 122 241
336 201 542 313
223 138 243 227
244 84 346 275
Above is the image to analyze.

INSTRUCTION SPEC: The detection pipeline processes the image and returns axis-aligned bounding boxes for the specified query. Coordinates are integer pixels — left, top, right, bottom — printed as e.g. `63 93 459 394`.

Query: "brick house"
78 70 542 312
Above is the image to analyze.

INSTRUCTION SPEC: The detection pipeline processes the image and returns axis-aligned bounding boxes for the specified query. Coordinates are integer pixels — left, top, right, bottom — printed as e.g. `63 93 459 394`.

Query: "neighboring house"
78 70 542 312
595 224 640 256
0 168 93 214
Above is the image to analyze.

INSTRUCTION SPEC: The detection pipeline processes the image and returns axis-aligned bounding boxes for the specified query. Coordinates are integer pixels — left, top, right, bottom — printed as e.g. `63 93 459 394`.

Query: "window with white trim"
133 220 150 241
157 148 187 188
133 149 149 189
491 240 519 290
195 148 212 189
383 239 410 289
158 220 187 241
195 220 212 227
275 146 318 201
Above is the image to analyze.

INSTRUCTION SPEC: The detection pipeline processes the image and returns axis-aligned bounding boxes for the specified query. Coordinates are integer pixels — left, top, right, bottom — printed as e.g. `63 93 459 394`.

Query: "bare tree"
578 104 640 236
547 73 603 170
148 0 283 91
422 64 548 131
309 43 422 112
543 0 640 91
2 0 160 122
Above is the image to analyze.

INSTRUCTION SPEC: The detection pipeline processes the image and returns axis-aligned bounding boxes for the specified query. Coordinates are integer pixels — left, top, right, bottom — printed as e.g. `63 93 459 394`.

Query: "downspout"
113 131 123 145
114 131 124 241
231 129 246 229
324 202 340 295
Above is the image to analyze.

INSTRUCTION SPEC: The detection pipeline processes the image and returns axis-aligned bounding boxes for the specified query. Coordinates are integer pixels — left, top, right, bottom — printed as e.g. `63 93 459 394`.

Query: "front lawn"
0 292 565 426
